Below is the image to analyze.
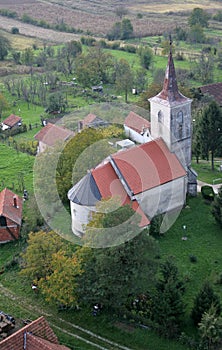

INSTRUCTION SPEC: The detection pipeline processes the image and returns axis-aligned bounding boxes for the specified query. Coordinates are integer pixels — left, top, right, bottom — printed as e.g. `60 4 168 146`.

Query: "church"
68 46 197 236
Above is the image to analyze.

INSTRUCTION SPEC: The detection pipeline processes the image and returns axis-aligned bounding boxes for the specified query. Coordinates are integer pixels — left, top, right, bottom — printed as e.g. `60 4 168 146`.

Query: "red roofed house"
0 188 23 243
68 44 197 236
35 122 74 153
124 111 151 144
1 114 22 131
0 316 70 350
77 113 109 132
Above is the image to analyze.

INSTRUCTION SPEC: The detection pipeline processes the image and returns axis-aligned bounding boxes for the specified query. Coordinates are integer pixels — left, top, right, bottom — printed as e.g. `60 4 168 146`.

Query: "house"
1 114 22 131
34 122 74 153
0 316 71 349
0 188 23 243
68 44 197 236
199 82 222 106
124 111 152 144
77 113 109 132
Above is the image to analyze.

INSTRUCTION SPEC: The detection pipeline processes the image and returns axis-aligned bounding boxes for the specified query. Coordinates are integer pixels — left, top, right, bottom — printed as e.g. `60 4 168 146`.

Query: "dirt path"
0 282 134 350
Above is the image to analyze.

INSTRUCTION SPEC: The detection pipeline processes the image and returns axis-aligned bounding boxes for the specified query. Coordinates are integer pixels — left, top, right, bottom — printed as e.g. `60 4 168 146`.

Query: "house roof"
0 316 70 350
0 188 23 225
35 123 74 147
2 114 21 127
80 113 108 128
111 138 186 195
124 111 150 134
92 162 150 227
68 172 101 206
199 82 222 106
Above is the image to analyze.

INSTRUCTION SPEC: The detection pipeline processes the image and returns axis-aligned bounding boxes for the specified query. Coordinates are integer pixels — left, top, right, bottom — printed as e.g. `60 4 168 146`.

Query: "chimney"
13 196 18 208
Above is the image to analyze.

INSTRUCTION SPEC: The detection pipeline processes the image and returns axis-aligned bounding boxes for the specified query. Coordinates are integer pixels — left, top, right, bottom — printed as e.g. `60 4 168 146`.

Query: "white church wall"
135 177 186 220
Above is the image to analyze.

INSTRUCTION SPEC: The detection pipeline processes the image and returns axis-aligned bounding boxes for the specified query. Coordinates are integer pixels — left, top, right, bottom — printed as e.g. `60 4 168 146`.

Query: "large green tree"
137 46 153 70
191 281 221 326
114 58 134 102
198 306 222 350
77 204 158 311
152 257 185 338
188 8 210 28
60 40 82 75
198 101 222 170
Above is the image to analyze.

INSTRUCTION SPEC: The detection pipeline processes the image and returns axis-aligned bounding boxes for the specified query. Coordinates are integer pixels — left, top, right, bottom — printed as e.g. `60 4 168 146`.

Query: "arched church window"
158 110 164 123
177 111 183 124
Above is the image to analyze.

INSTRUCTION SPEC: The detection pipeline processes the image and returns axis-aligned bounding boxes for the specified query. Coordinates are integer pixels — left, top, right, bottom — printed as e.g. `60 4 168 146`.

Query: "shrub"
11 27 19 35
189 255 197 263
201 185 215 201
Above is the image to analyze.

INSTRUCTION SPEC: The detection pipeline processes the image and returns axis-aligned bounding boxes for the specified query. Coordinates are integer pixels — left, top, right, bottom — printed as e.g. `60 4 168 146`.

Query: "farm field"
1 0 222 38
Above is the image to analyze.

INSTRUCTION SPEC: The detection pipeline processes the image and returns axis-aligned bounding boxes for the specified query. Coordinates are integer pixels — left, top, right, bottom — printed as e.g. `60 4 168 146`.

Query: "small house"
0 316 71 349
124 111 151 144
1 114 22 131
34 122 74 153
0 188 23 243
77 113 109 132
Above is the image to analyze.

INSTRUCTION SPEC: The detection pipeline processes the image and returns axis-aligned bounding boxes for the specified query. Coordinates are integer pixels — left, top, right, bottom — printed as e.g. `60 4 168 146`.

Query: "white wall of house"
124 125 152 144
70 201 96 236
135 176 187 220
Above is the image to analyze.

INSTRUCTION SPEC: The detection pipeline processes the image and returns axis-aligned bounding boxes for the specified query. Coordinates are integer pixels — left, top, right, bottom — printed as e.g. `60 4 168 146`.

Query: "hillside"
0 0 222 38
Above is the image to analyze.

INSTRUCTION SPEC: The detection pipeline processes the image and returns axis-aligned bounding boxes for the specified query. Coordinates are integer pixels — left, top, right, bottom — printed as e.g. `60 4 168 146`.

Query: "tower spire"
157 36 185 102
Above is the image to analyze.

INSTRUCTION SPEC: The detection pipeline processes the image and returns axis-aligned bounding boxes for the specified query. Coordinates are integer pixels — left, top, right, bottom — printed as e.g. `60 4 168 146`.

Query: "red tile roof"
82 113 97 127
199 82 222 106
0 188 23 225
2 114 21 127
124 111 150 134
0 316 70 350
92 162 149 226
111 138 186 195
35 123 74 146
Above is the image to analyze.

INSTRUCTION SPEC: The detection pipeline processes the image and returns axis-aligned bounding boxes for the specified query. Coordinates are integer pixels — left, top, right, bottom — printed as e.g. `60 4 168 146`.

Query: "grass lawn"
0 142 34 194
192 159 222 184
0 193 221 350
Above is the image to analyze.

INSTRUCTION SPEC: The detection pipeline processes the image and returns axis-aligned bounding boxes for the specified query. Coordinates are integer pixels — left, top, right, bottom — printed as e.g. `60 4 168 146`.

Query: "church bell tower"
149 39 197 195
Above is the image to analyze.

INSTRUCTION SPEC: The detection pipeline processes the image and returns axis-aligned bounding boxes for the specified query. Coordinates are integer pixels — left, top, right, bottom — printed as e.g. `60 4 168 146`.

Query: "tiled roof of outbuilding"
35 123 74 146
2 114 21 127
124 111 150 134
0 188 23 225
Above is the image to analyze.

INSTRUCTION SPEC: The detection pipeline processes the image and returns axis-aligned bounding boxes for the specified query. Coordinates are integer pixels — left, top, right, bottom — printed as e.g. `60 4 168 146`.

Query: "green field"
0 142 34 194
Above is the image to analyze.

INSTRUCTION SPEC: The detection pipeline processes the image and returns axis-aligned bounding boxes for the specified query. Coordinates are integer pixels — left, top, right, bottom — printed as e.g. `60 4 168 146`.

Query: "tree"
121 18 133 39
77 204 158 310
137 46 153 70
188 24 206 44
191 281 221 326
133 68 148 93
46 91 67 113
188 8 210 28
21 47 34 67
152 257 185 338
11 27 19 34
115 6 128 19
107 19 133 40
60 40 82 75
38 250 83 307
198 306 222 350
198 101 222 170
0 34 11 60
194 51 214 83
212 186 222 227
114 58 134 102
20 230 68 281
